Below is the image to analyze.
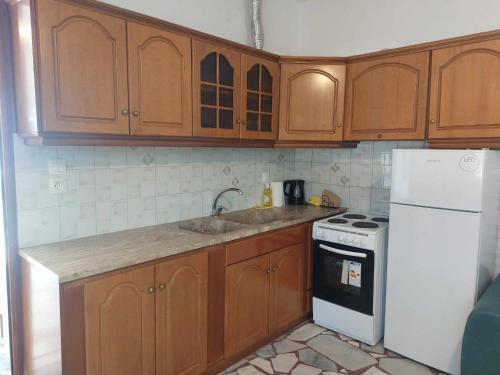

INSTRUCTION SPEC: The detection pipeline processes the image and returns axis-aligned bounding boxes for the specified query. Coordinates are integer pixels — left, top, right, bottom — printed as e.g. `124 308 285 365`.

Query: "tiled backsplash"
13 136 500 276
13 136 295 248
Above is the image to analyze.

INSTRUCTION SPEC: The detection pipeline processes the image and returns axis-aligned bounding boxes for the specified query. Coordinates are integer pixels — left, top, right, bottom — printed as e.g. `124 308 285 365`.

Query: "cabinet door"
192 40 241 138
156 252 208 375
85 266 156 375
36 0 129 134
128 23 192 137
344 52 429 141
279 64 345 141
269 244 305 335
241 55 279 140
225 254 270 358
428 39 500 139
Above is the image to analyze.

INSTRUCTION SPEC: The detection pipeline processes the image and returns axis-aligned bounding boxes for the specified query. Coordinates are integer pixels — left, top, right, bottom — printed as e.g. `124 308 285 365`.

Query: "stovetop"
316 212 389 233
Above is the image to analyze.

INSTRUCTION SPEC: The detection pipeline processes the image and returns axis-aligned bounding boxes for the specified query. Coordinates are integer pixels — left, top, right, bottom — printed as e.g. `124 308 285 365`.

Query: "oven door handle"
319 244 367 258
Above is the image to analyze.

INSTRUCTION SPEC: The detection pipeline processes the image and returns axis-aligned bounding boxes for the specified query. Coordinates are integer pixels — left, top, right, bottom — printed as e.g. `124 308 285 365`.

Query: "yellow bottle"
263 183 273 208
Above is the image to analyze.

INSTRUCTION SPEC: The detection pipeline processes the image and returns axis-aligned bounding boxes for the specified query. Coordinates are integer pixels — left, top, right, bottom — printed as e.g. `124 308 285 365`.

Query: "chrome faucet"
212 188 243 216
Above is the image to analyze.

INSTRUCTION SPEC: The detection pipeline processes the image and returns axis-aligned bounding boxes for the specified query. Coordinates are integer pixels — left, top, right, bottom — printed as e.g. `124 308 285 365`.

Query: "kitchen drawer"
225 224 307 265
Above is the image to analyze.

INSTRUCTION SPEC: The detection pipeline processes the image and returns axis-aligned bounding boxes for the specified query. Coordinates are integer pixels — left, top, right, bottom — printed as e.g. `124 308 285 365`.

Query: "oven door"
313 239 375 315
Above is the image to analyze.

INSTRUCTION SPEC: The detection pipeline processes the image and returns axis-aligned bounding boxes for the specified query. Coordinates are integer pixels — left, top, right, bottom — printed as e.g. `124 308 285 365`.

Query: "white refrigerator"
384 149 500 375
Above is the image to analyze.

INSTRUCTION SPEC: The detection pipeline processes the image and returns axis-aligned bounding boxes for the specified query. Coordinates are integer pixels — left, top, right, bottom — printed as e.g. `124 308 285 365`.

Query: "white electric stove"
312 212 389 345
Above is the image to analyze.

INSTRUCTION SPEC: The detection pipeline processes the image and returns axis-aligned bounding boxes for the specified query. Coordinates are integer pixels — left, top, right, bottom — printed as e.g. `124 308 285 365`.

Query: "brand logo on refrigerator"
459 154 480 172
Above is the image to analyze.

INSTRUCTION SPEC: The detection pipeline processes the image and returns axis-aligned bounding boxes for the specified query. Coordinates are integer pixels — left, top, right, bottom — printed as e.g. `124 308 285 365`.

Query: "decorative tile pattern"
218 322 444 375
13 135 295 248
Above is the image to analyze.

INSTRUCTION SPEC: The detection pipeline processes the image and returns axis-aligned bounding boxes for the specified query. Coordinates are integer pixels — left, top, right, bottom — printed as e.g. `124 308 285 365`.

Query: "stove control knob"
360 241 367 248
344 238 351 245
352 239 360 247
338 236 346 243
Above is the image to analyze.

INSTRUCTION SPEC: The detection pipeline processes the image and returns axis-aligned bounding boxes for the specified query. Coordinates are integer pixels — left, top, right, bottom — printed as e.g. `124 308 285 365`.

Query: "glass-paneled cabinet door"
241 55 279 140
193 40 241 138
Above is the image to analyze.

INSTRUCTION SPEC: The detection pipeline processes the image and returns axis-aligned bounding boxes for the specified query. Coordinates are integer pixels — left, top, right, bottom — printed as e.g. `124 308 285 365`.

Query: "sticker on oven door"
341 260 350 285
349 261 362 288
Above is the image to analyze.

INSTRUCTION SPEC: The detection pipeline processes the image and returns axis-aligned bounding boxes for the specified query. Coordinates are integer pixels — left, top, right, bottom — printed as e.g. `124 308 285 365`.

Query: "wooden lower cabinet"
84 252 207 375
224 254 270 358
225 239 306 358
269 244 305 335
156 253 208 375
84 266 156 375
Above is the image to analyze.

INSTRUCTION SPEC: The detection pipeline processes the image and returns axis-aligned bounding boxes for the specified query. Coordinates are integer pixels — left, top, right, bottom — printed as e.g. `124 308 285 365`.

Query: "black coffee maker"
283 180 307 205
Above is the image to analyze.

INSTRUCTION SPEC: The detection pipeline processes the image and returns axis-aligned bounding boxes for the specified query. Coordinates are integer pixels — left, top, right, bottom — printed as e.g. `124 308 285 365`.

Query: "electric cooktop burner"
327 218 349 224
372 217 389 223
352 221 379 229
343 213 367 220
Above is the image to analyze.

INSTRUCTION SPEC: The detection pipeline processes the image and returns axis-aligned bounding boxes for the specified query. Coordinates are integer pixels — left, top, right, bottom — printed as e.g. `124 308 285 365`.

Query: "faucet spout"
212 188 243 216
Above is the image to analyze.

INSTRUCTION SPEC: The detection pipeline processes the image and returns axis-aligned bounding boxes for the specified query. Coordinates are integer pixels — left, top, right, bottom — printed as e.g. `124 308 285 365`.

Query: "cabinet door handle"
147 287 155 294
430 119 436 124
235 119 242 124
337 123 342 128
158 283 166 291
121 109 129 116
271 267 277 272
132 111 140 117
266 269 271 273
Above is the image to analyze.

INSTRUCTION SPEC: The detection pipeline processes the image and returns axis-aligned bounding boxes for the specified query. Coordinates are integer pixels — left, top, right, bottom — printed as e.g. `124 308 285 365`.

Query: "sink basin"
179 217 247 234
222 209 301 225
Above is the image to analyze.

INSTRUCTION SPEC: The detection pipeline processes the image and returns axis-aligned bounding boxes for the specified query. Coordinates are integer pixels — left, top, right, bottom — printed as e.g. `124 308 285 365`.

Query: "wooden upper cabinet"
127 23 192 137
344 52 430 140
192 40 241 138
36 0 130 134
269 244 304 335
225 254 270 358
84 266 156 375
241 55 279 140
428 39 500 139
156 252 208 375
279 63 346 142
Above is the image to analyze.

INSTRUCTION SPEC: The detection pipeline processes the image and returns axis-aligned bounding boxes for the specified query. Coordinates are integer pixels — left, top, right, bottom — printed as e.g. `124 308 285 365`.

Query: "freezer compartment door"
390 149 486 211
384 203 481 375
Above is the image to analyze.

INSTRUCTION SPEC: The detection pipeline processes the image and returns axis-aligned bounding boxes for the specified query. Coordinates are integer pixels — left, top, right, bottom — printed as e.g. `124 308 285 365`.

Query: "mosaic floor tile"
291 364 322 375
256 344 276 359
298 348 338 372
361 366 389 375
287 323 326 342
271 353 298 373
274 339 306 354
237 365 263 375
250 358 273 374
361 342 385 355
222 322 442 375
307 335 377 371
379 358 433 375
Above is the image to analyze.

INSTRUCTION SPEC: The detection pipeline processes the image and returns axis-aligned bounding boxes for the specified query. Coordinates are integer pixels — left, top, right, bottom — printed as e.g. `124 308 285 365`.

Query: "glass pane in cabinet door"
219 87 234 108
201 52 217 83
219 109 233 129
261 66 272 93
219 55 233 86
247 92 259 111
201 107 217 128
260 114 272 132
246 113 259 131
201 84 217 105
261 94 272 113
247 64 260 91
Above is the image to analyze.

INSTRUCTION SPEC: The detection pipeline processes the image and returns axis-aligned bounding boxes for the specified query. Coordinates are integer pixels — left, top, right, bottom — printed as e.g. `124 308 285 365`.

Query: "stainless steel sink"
222 209 301 225
179 217 247 234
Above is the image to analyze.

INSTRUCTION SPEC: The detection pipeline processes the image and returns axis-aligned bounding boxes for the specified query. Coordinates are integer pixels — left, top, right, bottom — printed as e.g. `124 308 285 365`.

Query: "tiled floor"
220 322 446 375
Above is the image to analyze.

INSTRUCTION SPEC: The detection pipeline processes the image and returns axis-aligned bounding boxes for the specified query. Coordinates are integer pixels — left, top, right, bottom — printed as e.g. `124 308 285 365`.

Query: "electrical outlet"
48 159 66 175
49 177 67 194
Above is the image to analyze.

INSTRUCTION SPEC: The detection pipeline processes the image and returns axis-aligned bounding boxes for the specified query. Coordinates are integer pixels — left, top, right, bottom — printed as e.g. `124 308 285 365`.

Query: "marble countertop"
20 206 345 283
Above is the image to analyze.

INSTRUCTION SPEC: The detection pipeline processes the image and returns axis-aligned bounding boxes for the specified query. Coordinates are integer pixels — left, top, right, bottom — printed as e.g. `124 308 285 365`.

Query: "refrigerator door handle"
319 244 367 258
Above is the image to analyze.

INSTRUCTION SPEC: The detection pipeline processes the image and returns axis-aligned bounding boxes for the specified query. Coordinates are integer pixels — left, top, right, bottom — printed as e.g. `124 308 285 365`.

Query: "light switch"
49 177 67 194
